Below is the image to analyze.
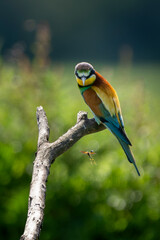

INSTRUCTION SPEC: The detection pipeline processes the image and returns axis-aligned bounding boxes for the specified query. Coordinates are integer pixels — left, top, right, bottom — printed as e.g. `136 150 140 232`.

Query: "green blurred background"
0 1 160 239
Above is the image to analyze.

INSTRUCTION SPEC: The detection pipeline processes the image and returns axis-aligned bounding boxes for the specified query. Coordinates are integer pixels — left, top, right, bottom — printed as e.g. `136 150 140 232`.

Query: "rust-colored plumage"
83 88 102 117
75 62 140 176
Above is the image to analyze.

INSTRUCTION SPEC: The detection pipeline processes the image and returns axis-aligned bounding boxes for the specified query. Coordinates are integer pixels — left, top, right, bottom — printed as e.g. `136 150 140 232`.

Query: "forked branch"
20 106 105 240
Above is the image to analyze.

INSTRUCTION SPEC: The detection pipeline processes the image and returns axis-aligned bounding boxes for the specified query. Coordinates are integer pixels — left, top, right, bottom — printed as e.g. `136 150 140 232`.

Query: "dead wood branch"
20 106 105 240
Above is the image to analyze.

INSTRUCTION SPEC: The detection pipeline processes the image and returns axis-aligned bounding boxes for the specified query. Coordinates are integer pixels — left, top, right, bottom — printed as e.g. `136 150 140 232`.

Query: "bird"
74 62 140 176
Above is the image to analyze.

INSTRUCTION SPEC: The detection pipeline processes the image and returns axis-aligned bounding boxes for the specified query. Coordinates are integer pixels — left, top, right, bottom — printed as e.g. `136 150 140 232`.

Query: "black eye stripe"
76 69 95 79
88 69 95 78
75 72 79 78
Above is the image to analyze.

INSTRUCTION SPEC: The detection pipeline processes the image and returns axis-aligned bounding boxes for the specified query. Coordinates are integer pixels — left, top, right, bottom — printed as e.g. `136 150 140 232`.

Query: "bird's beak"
81 76 86 86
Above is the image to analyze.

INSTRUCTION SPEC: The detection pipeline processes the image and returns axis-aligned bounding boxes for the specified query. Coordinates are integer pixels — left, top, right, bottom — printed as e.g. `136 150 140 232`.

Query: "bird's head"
75 62 96 86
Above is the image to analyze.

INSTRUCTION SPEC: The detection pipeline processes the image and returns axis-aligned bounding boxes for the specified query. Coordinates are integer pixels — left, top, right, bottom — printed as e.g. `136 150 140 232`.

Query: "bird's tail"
116 136 140 176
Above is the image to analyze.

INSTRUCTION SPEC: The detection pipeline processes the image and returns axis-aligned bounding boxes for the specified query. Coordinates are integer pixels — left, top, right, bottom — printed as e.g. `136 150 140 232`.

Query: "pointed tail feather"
101 120 140 176
116 137 140 176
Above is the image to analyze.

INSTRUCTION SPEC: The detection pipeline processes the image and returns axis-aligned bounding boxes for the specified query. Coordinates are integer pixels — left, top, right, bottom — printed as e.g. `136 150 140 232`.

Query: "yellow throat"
77 74 96 86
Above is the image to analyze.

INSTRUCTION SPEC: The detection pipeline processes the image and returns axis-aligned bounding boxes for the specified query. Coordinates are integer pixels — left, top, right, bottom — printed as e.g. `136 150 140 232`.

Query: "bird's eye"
77 69 91 78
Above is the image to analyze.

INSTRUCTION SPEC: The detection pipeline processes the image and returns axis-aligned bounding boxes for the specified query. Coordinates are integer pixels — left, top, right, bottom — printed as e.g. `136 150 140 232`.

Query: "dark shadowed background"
0 0 160 62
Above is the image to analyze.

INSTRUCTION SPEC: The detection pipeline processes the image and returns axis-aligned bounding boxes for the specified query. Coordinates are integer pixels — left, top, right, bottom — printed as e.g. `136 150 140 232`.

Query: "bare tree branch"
20 107 105 240
36 105 50 148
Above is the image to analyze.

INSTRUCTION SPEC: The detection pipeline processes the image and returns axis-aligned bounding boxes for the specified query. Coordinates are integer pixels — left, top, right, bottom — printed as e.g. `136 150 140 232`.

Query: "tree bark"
20 106 105 240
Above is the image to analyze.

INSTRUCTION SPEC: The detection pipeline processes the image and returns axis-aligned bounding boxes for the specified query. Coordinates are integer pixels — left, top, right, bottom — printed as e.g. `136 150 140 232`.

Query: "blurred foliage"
0 57 160 240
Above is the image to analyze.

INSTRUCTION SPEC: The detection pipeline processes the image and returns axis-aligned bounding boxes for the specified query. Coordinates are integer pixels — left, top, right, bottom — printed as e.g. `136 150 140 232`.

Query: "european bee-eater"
75 62 140 176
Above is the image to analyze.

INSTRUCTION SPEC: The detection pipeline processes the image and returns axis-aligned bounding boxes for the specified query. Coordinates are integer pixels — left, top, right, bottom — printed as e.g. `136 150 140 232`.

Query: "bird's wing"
82 87 131 145
112 96 124 128
92 85 124 128
98 101 131 145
